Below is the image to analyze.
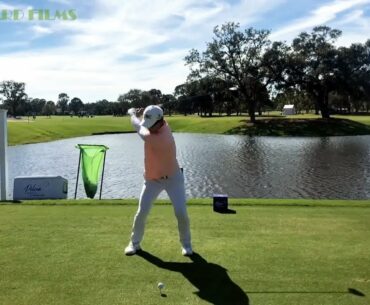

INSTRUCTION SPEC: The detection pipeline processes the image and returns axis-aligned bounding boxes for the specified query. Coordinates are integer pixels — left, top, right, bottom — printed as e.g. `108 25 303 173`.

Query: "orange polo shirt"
130 115 179 180
131 116 180 179
142 121 179 180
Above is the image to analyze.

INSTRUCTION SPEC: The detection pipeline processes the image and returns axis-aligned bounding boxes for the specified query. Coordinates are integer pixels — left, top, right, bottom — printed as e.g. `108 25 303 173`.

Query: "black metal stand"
74 150 82 199
99 151 107 200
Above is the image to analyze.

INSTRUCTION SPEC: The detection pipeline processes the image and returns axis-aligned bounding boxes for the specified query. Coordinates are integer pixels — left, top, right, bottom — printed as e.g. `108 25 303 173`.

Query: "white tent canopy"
282 104 295 115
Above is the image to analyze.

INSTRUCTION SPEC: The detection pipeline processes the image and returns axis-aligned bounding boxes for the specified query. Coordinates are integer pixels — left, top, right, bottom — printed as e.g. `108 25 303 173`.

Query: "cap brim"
140 119 153 128
141 117 163 129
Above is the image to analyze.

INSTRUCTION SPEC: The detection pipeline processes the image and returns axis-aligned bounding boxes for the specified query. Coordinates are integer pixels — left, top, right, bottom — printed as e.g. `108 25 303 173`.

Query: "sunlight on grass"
0 201 369 305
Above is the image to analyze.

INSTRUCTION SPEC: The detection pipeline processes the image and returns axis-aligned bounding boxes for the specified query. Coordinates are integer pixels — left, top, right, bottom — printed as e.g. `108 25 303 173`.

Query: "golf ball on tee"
158 282 165 289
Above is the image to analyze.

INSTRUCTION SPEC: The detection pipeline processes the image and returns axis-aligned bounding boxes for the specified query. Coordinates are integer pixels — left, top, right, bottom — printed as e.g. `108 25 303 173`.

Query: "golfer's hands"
127 107 144 117
127 108 136 116
136 108 144 117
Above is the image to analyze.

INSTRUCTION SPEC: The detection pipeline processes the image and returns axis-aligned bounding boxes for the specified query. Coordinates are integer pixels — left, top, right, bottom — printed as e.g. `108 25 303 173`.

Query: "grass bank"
8 114 370 146
0 199 369 305
8 116 133 146
4 197 370 207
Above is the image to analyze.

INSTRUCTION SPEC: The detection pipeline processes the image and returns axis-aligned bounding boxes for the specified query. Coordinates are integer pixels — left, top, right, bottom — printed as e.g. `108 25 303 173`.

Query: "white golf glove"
127 108 136 116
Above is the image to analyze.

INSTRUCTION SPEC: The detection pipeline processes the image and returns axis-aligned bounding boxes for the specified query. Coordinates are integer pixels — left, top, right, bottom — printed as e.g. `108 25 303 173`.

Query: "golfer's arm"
130 115 146 140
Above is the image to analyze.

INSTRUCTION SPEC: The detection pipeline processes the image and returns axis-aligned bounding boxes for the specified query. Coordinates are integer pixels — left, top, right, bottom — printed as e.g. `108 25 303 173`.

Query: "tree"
274 89 311 114
94 99 112 115
29 98 46 115
289 26 342 118
177 96 193 116
174 84 194 115
42 101 56 117
148 89 162 104
118 89 144 108
185 22 273 122
111 100 130 116
118 88 166 110
174 83 189 98
69 97 84 114
0 81 28 116
141 91 153 107
335 40 370 113
57 93 69 114
161 94 177 116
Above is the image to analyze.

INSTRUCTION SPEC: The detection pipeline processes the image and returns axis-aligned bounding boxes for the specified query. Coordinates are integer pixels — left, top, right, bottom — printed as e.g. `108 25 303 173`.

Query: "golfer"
124 105 193 256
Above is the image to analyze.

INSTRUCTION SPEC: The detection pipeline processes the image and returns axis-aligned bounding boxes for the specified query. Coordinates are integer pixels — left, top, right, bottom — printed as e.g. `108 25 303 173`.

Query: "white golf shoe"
181 246 193 256
124 242 141 256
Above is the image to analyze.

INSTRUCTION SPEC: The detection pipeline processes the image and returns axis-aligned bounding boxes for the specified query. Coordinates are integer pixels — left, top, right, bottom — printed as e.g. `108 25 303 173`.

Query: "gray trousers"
130 169 191 248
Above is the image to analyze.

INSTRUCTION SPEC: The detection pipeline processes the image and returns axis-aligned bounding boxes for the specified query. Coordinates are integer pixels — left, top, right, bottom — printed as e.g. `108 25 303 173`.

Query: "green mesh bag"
76 144 109 199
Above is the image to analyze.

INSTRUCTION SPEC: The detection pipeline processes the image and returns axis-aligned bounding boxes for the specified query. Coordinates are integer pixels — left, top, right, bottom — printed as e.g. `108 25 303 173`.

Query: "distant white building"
282 104 296 115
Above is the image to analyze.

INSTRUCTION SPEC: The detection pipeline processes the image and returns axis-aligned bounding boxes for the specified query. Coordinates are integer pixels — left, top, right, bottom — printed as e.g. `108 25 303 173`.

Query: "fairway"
0 202 369 305
7 114 370 146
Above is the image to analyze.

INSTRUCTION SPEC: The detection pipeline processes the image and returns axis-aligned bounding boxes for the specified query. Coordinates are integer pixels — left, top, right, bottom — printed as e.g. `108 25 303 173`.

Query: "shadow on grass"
225 118 370 136
137 251 365 303
0 200 21 204
247 288 365 297
137 251 249 305
214 208 237 214
92 131 136 135
338 112 370 116
195 114 283 118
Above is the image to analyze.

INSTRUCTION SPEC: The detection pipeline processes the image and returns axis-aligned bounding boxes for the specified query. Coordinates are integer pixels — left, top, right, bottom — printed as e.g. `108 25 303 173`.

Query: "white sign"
13 176 68 200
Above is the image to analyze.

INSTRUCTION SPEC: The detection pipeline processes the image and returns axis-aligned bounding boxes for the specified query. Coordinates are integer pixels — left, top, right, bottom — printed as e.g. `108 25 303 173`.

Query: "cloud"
48 0 72 4
0 1 15 10
0 0 235 100
333 9 370 46
271 0 370 42
0 41 29 51
1 0 369 102
31 25 54 37
0 1 33 13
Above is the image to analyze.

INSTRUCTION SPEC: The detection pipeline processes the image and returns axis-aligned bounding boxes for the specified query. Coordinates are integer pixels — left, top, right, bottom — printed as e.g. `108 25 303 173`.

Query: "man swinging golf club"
124 105 193 256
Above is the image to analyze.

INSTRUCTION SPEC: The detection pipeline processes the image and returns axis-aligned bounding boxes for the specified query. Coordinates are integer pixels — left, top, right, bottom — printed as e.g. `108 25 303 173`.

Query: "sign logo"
0 9 77 21
24 184 42 193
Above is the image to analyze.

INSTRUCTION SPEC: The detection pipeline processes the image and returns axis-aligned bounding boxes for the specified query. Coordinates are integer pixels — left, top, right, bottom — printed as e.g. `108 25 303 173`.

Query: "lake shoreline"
2 198 370 207
7 114 370 146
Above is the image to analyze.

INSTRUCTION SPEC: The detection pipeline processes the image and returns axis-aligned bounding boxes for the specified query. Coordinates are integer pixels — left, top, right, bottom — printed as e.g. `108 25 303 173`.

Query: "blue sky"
0 0 369 102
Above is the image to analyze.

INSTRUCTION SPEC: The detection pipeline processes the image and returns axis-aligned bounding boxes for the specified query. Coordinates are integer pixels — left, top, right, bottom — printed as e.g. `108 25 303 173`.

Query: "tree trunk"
208 108 213 117
248 101 256 123
318 91 330 119
314 101 319 115
320 103 330 118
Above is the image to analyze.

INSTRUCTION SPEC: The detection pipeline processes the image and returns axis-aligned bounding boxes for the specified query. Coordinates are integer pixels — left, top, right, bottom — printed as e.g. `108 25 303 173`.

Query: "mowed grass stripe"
0 204 369 305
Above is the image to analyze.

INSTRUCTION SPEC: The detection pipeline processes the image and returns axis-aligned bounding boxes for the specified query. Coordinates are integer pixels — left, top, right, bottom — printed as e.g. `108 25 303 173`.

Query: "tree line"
0 84 176 117
1 23 369 121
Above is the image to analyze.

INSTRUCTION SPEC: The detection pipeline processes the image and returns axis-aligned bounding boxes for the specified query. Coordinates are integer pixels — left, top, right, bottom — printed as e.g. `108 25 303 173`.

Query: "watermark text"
0 9 77 21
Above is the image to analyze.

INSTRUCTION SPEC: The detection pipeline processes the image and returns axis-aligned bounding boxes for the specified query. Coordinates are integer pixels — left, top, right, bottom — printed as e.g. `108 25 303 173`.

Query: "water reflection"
298 137 370 198
8 134 370 199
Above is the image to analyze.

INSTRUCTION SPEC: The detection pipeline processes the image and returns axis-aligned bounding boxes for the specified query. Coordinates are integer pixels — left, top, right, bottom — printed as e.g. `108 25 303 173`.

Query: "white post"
0 109 8 201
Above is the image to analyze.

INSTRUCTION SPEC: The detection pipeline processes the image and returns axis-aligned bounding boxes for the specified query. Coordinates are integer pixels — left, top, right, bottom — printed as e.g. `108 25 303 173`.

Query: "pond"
8 133 370 200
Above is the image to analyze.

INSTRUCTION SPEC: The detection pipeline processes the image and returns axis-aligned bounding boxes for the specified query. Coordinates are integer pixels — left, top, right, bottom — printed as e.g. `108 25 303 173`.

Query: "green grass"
8 116 133 146
8 114 370 146
1 199 369 305
226 117 370 136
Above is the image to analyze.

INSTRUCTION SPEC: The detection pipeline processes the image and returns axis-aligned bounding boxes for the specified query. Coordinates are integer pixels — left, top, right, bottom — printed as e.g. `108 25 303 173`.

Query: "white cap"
140 105 163 128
